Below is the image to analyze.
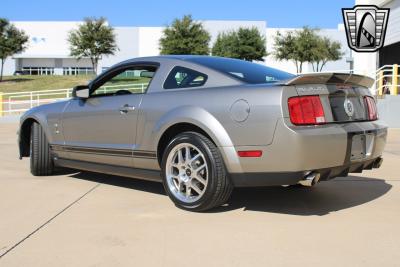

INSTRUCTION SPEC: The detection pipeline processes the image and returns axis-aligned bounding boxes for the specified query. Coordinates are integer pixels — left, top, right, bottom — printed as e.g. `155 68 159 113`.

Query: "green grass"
0 75 151 94
0 75 96 94
0 76 152 109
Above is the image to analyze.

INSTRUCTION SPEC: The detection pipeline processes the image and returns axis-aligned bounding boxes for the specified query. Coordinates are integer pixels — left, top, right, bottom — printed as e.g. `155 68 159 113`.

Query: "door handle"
119 104 135 114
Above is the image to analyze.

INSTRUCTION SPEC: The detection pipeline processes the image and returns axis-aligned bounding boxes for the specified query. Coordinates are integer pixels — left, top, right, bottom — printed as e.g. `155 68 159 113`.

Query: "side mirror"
72 85 90 99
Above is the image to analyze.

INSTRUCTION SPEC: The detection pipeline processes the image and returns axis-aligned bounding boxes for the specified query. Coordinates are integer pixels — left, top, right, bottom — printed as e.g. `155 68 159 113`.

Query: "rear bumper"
228 119 387 173
225 118 387 186
230 156 383 187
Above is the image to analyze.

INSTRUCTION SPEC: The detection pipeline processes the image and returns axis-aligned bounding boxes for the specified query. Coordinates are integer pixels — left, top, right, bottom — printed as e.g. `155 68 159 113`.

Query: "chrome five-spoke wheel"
165 143 208 203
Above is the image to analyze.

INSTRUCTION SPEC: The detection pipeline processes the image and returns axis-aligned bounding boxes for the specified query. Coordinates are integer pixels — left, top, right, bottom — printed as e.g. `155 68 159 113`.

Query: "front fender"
20 106 54 137
18 110 50 158
18 101 68 158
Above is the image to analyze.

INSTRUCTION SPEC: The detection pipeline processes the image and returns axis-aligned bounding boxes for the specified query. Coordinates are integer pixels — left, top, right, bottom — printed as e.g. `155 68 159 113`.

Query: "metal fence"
0 83 148 116
375 64 399 96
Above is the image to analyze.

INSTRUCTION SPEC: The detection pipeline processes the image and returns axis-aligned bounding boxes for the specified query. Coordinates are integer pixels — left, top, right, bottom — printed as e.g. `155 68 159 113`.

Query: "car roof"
122 55 241 64
90 55 247 89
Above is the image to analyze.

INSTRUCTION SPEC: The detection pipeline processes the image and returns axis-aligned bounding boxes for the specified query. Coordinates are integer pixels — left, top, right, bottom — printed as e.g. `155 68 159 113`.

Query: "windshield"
186 56 295 84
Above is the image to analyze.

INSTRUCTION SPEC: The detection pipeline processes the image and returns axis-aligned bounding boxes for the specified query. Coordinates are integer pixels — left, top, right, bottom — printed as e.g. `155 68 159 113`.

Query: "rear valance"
283 73 375 88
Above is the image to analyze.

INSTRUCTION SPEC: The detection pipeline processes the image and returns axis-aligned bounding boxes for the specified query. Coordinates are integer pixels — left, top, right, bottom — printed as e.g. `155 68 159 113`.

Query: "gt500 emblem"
297 86 325 93
344 98 355 117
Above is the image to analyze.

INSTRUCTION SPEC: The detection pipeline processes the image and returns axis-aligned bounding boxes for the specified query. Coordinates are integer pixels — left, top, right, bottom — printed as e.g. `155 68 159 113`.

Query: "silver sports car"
18 56 387 211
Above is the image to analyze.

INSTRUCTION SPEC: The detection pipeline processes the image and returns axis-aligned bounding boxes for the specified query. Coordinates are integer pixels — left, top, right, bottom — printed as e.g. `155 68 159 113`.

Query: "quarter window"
164 66 207 89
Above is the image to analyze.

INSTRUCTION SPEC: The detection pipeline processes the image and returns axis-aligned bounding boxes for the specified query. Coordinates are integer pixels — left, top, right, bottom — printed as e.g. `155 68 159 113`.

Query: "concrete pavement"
0 122 399 266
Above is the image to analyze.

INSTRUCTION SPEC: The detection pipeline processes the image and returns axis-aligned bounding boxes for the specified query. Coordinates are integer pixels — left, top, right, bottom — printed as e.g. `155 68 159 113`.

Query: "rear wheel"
161 132 233 211
30 122 54 176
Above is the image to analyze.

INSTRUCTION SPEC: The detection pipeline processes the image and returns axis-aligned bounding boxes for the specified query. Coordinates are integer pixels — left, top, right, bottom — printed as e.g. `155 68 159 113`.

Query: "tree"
159 15 210 55
0 18 29 81
274 27 343 73
273 31 298 71
212 32 238 59
311 37 343 72
68 17 118 74
274 27 320 73
293 27 320 73
212 27 267 61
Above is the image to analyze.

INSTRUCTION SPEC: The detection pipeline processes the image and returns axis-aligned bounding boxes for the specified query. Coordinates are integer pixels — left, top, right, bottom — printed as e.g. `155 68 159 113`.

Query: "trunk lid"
283 73 375 123
284 73 374 88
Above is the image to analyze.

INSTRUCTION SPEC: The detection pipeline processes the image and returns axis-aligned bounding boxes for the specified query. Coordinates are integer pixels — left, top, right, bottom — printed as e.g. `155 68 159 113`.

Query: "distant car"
18 56 387 211
13 70 29 76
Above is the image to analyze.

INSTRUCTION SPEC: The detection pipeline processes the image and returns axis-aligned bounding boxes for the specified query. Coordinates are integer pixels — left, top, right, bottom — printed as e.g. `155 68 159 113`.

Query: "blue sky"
2 0 354 28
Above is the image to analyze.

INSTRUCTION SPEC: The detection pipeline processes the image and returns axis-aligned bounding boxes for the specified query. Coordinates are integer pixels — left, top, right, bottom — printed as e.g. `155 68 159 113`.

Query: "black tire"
161 132 233 211
30 122 54 176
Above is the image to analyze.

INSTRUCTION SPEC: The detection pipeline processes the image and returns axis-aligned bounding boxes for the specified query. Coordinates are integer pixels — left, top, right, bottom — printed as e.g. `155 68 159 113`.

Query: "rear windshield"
187 57 295 84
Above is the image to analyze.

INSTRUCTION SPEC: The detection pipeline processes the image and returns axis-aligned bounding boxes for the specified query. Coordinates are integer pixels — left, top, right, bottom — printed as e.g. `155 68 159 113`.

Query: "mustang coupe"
18 56 387 211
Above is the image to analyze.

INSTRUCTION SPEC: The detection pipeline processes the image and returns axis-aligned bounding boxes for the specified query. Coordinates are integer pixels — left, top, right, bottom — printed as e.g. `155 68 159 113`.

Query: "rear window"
187 57 294 84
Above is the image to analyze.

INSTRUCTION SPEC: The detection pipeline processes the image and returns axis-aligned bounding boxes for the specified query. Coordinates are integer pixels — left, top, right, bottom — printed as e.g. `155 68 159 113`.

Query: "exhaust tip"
298 172 320 187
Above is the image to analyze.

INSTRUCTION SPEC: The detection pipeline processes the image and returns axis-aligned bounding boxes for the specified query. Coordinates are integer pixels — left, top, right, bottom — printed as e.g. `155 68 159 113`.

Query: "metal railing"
375 64 399 97
0 83 148 116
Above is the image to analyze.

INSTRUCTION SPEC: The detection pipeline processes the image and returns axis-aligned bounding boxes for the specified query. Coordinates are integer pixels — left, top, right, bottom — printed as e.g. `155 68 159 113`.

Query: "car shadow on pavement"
69 171 166 195
69 172 391 216
214 176 392 215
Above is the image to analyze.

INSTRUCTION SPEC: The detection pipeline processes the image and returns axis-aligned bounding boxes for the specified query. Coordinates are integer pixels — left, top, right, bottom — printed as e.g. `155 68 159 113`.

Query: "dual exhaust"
297 157 383 187
298 171 320 187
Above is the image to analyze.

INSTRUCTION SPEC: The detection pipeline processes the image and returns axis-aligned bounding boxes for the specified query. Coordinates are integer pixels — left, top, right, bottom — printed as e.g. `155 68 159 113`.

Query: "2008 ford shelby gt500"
18 56 387 211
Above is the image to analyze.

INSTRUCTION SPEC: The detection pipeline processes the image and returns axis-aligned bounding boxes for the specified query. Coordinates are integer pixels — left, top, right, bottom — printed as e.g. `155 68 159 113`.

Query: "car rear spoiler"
282 73 375 88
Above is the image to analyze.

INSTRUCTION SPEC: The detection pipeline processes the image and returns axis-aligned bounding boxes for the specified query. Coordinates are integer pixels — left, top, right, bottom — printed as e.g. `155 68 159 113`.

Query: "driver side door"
60 65 154 167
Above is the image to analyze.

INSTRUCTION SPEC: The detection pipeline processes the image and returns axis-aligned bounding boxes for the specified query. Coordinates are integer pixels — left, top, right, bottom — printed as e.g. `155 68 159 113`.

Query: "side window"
92 66 156 96
164 66 207 89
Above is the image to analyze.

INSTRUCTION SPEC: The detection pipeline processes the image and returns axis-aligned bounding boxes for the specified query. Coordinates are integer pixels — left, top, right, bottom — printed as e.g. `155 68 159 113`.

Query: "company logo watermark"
342 5 390 52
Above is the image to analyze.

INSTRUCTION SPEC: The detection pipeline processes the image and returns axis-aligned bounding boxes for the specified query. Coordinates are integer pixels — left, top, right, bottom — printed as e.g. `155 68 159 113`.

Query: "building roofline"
13 55 89 59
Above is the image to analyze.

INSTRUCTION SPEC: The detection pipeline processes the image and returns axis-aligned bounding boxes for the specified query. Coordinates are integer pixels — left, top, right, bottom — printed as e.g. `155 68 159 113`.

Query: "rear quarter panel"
136 84 285 157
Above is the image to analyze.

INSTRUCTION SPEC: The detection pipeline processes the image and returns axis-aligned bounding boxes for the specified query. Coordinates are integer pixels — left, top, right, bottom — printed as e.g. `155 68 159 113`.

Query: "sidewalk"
0 115 20 123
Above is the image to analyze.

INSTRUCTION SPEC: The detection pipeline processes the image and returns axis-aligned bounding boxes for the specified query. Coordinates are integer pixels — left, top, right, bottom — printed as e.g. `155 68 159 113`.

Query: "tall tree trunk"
319 60 327 72
294 60 299 74
299 62 303 73
0 58 5 82
90 57 98 75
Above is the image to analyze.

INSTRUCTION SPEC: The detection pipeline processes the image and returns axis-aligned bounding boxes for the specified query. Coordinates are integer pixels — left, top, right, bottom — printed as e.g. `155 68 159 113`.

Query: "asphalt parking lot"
0 122 399 267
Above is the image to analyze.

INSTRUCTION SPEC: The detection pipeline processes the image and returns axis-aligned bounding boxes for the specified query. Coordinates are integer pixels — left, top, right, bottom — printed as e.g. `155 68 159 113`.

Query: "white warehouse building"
3 0 399 78
2 20 352 76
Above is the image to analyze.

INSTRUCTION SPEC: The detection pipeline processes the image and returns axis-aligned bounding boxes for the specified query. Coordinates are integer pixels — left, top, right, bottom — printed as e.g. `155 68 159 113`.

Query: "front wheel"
30 122 54 176
161 132 233 211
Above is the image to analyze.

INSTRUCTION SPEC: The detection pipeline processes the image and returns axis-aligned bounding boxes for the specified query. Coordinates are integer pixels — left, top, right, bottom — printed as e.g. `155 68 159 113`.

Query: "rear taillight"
288 96 326 125
364 96 378 120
